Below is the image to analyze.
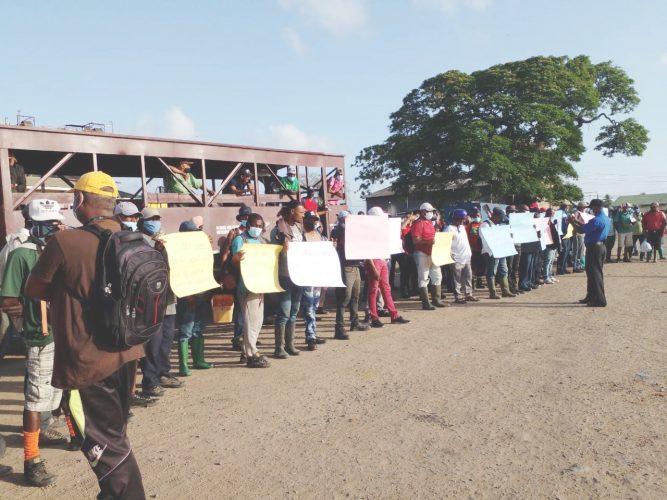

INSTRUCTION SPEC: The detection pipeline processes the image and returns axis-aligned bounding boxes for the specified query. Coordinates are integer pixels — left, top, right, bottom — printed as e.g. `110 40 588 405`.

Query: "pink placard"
344 215 391 259
534 217 553 247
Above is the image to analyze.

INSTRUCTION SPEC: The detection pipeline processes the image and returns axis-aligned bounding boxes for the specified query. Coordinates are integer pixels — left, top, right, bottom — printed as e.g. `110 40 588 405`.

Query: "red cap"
529 202 539 209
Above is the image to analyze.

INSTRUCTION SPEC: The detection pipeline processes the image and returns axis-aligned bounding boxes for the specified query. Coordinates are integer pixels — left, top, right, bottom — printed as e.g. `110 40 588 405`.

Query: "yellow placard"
160 232 220 298
240 244 284 294
431 232 454 266
562 224 574 240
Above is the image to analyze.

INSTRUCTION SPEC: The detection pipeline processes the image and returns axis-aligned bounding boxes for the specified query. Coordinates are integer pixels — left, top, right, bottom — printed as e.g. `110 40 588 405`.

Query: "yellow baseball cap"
73 171 119 197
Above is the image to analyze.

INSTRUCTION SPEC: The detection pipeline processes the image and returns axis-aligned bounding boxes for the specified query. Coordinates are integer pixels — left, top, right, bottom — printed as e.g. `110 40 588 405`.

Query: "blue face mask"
240 220 248 227
123 221 138 232
248 227 262 239
143 220 161 235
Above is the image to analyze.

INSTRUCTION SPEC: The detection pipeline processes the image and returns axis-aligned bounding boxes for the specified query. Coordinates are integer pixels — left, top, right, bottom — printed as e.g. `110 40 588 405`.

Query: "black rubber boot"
274 324 288 359
284 322 300 356
419 287 435 310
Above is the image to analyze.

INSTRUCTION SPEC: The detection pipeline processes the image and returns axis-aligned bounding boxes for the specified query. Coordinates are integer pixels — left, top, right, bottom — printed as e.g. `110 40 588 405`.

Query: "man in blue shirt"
570 199 611 307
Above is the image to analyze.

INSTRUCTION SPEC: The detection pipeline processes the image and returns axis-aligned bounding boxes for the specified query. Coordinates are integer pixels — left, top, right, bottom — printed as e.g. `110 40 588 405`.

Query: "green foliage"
355 55 649 204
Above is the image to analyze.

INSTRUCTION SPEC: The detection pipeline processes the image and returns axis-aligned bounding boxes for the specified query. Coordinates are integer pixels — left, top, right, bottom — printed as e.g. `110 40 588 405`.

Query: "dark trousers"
585 242 606 306
139 322 164 391
519 251 534 289
68 361 145 500
336 266 361 329
557 238 571 272
604 234 616 262
402 253 418 296
157 314 176 378
232 288 244 340
506 245 521 291
389 253 402 290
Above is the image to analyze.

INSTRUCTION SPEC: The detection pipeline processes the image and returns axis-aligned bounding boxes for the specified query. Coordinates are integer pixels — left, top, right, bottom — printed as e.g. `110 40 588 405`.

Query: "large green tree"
355 55 649 204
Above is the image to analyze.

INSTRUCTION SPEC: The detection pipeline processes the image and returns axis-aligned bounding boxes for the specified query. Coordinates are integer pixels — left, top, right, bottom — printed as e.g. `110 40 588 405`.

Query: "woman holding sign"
232 213 271 368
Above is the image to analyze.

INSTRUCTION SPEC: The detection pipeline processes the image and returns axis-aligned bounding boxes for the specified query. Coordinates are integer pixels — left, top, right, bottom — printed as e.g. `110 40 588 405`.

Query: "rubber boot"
419 287 435 310
178 341 192 377
487 278 500 299
191 337 212 369
274 324 288 359
284 322 300 356
500 277 516 298
430 284 447 307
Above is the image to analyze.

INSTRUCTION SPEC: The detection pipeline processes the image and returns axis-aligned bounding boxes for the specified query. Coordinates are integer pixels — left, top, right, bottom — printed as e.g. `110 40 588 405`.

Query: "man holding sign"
570 199 611 307
411 202 446 310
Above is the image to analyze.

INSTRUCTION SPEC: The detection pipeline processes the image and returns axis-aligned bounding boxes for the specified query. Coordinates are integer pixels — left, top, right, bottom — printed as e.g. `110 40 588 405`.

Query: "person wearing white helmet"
1 199 66 487
410 202 446 310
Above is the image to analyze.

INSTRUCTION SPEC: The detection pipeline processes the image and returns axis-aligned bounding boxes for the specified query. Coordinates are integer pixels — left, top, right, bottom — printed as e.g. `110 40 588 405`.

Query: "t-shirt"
642 210 666 231
302 197 319 213
444 224 472 264
231 233 262 294
411 218 436 256
330 225 362 267
28 219 144 389
228 177 254 195
613 210 634 233
582 213 611 245
280 176 299 192
1 246 52 346
166 171 203 194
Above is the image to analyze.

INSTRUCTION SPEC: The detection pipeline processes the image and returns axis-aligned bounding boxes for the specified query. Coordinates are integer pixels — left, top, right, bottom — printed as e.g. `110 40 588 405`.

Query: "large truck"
0 124 348 359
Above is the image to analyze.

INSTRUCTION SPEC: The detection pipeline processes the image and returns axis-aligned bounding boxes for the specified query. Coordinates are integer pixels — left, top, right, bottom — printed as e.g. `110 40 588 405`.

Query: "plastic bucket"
211 294 234 324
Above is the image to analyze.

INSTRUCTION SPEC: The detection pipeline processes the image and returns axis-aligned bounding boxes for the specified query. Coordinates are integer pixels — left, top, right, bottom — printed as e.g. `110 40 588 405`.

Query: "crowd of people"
0 166 665 497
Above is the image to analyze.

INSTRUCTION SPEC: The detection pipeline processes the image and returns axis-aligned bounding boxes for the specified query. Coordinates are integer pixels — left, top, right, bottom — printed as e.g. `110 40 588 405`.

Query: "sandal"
247 355 270 368
465 295 480 302
454 298 467 304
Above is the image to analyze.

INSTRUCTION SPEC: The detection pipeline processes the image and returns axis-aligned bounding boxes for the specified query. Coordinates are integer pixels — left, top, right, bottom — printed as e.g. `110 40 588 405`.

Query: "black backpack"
403 231 415 254
83 224 169 351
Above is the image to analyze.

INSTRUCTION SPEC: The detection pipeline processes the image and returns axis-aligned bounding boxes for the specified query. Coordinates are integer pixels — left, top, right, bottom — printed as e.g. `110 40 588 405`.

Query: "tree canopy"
354 55 649 204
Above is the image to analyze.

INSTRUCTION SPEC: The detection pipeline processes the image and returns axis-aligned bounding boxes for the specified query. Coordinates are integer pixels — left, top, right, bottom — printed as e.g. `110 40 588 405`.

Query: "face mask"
239 220 248 227
248 227 262 239
123 221 138 232
30 222 59 244
72 193 85 223
304 221 316 231
472 217 481 223
143 220 161 235
315 222 322 230
335 172 342 179
339 222 345 228
423 212 434 221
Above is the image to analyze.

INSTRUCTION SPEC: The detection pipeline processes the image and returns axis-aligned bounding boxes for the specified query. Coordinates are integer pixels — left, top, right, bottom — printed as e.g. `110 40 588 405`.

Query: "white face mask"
423 211 434 221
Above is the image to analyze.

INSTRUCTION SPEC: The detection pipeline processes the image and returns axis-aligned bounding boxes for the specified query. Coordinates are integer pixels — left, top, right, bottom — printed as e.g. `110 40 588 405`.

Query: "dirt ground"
0 261 666 499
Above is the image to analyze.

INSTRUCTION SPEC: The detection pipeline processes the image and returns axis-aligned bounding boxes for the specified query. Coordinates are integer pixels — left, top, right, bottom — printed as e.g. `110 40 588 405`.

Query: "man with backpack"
25 171 148 499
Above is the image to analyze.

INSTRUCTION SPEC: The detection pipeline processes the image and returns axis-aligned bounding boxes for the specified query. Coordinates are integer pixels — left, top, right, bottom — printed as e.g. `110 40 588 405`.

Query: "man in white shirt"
445 209 478 304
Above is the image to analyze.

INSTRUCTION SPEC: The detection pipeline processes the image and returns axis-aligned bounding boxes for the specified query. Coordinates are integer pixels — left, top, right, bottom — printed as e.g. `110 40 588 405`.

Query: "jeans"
542 247 556 281
519 251 534 288
557 238 571 272
139 322 163 390
413 251 442 288
506 245 521 291
177 296 207 341
302 287 321 340
232 288 244 341
572 234 585 270
484 254 508 279
156 314 176 378
366 259 399 321
275 275 304 327
336 266 362 329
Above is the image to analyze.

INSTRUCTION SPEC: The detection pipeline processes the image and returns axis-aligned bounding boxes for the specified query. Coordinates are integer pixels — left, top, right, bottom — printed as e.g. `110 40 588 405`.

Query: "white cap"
287 166 297 174
420 202 435 211
367 206 384 216
26 199 64 221
113 201 141 217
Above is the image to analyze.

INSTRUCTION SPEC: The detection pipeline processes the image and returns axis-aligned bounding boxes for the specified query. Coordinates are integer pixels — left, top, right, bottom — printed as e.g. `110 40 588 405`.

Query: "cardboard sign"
389 217 404 255
287 241 344 287
431 232 454 266
161 232 220 298
509 213 538 244
344 214 391 260
480 225 518 259
240 244 284 294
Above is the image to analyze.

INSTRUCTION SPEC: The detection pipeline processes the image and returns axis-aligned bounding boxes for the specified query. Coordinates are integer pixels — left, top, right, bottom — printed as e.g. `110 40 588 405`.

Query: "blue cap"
179 220 199 232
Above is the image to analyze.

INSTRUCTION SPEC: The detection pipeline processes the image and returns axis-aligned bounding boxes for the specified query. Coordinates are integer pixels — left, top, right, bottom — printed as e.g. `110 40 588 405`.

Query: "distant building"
613 193 667 210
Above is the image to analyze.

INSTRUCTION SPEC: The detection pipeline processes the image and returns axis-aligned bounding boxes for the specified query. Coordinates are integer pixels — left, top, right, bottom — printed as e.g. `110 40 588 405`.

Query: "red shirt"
302 198 318 212
411 218 436 255
642 210 666 231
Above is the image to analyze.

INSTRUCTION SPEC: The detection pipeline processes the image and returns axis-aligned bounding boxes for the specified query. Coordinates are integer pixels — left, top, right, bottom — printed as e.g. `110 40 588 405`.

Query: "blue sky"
3 0 666 210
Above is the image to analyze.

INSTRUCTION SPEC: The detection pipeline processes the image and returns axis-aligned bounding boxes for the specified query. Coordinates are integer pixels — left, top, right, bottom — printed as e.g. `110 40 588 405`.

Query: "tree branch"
576 112 616 128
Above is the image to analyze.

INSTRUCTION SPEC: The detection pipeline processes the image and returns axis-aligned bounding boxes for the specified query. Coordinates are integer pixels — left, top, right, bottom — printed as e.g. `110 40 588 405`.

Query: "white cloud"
255 123 334 151
660 52 667 65
278 0 368 38
413 0 493 15
283 27 307 55
164 107 196 139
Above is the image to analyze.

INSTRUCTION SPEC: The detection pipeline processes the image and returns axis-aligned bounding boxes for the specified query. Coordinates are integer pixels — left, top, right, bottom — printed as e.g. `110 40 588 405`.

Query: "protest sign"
552 210 564 235
431 232 454 266
509 212 538 244
287 241 344 287
161 232 220 298
389 217 404 255
240 244 284 294
576 212 595 224
562 224 574 240
344 214 391 259
480 225 518 258
534 217 553 249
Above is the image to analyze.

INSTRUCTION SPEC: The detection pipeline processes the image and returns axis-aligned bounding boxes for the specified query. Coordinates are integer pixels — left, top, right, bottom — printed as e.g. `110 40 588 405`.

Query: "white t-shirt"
444 224 472 264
